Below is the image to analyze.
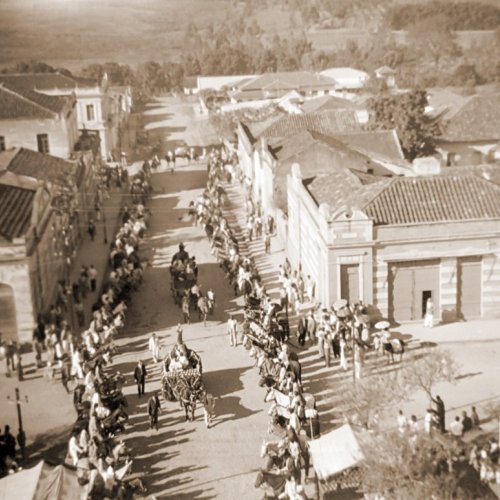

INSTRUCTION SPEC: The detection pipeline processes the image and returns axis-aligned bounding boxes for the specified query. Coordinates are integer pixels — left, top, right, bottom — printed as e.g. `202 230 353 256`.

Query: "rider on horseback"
172 242 189 264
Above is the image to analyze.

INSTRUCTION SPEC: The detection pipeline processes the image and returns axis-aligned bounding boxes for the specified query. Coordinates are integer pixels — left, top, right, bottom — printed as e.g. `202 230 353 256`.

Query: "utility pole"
7 388 28 460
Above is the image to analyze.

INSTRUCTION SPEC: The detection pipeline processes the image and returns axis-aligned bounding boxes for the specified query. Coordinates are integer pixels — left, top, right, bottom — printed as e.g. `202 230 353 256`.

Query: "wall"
372 219 500 320
0 114 76 159
0 243 34 344
436 140 496 166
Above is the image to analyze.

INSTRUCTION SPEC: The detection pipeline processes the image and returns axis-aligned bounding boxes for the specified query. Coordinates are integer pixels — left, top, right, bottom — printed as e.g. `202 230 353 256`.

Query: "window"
0 136 5 152
37 133 49 153
86 104 95 121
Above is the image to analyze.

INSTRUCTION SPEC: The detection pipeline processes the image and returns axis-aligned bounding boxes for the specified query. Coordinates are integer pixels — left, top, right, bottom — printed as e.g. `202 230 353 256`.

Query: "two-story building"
0 82 78 159
0 73 126 160
0 172 56 344
0 147 95 343
288 161 500 323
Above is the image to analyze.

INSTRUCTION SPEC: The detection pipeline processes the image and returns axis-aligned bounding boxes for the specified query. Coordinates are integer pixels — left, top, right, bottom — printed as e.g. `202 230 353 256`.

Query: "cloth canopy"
0 460 86 500
308 424 365 481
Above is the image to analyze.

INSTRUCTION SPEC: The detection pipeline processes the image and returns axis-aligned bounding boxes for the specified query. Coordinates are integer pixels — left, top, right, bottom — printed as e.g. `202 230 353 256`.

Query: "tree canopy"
369 90 439 161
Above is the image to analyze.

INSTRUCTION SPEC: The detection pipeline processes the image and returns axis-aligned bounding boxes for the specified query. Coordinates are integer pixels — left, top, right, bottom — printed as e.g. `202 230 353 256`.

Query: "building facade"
0 83 78 159
0 73 131 160
288 163 500 322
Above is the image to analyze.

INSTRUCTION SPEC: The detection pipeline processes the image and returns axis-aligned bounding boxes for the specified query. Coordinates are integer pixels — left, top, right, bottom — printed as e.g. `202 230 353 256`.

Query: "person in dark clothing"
88 220 96 241
297 315 307 347
72 282 81 302
147 392 161 430
33 323 46 368
3 426 16 459
134 360 147 397
432 395 446 433
462 411 473 433
122 206 130 225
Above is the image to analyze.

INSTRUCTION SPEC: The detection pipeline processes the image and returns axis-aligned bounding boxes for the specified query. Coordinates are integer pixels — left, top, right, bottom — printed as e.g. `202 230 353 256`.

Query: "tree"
402 348 460 403
340 371 407 431
361 430 490 499
369 89 440 161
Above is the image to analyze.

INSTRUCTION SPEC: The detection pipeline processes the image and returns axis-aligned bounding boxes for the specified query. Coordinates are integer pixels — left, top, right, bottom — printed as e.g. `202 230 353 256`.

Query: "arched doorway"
0 284 17 342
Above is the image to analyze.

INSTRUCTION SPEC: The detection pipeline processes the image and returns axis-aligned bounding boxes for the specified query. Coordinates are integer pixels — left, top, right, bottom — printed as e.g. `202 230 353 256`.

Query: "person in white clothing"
424 297 434 328
339 338 348 371
68 434 83 466
397 410 408 434
148 333 161 363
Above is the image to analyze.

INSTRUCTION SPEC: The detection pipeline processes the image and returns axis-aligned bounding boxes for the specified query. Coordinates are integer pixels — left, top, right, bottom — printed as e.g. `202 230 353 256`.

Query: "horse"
172 377 199 421
197 296 209 326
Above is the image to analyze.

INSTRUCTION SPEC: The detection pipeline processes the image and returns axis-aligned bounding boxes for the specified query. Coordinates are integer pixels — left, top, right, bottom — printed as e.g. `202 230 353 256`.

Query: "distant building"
288 162 500 322
432 93 500 166
0 73 131 160
0 148 93 343
197 75 257 93
0 82 78 159
229 71 337 102
374 66 397 89
319 67 369 93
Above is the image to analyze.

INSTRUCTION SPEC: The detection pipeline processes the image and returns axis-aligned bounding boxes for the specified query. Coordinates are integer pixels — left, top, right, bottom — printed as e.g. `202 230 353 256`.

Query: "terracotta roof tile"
0 184 35 241
439 93 500 142
0 84 71 119
0 148 82 186
258 109 361 139
364 175 500 225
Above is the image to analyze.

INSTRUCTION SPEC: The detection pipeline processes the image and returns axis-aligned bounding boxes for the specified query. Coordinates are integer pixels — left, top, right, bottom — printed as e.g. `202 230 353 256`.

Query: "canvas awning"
308 424 365 481
0 460 86 500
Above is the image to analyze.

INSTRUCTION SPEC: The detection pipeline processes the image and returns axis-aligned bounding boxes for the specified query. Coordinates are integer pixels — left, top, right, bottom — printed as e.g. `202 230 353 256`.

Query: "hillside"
1 0 499 71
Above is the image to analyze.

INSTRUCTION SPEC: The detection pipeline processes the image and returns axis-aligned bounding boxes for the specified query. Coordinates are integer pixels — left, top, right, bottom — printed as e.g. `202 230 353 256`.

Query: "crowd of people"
0 164 152 496
191 148 314 498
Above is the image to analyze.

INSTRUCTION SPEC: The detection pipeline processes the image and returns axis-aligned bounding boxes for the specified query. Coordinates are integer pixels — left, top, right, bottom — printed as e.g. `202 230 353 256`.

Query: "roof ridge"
359 177 398 210
0 84 57 117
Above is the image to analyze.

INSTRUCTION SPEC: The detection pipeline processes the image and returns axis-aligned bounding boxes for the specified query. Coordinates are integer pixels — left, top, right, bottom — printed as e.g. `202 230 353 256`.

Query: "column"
440 257 458 322
373 260 388 319
482 253 500 318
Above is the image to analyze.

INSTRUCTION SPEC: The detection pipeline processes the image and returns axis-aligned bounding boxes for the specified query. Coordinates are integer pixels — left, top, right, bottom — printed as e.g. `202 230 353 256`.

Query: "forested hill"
0 0 499 100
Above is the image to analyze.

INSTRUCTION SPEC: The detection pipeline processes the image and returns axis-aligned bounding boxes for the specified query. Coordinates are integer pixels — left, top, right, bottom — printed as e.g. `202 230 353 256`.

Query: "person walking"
339 337 348 371
88 219 96 241
147 391 161 431
201 391 215 429
323 332 332 368
134 360 147 397
89 265 98 292
148 333 161 363
397 410 408 435
264 233 271 254
297 314 307 347
227 315 238 347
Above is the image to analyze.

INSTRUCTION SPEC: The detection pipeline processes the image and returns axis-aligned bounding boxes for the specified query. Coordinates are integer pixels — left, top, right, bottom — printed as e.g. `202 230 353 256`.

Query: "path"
113 164 269 499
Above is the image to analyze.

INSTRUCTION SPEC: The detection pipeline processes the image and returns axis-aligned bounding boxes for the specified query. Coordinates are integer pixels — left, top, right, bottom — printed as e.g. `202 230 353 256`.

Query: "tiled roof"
439 93 500 142
364 175 500 225
0 183 36 241
0 84 69 119
334 130 405 161
301 95 360 114
0 148 82 186
237 72 336 92
257 109 361 139
0 73 97 91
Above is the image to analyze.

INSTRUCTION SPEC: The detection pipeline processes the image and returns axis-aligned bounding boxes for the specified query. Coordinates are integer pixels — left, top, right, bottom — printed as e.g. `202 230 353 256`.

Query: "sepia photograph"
0 0 499 498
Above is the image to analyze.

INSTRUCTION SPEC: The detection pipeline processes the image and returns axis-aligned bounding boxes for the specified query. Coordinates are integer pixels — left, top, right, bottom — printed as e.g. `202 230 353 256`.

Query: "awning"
0 461 87 500
308 424 365 481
